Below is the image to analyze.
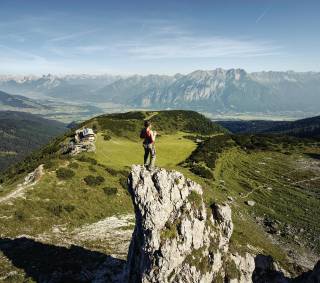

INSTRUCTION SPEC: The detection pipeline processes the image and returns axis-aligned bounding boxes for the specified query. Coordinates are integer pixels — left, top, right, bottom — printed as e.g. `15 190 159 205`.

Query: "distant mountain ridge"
0 111 66 171
0 90 47 110
266 115 320 138
0 74 121 101
218 115 320 138
1 69 320 116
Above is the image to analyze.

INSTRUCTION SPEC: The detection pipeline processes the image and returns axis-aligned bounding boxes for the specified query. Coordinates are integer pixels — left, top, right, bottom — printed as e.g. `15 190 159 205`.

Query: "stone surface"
23 164 44 185
230 253 255 283
124 165 233 283
227 196 234 202
246 200 256 207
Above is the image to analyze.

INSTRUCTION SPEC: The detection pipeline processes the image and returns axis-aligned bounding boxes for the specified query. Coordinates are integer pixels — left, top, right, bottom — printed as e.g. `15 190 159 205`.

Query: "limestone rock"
229 253 255 283
23 164 44 185
245 200 256 207
227 196 234 202
124 165 233 283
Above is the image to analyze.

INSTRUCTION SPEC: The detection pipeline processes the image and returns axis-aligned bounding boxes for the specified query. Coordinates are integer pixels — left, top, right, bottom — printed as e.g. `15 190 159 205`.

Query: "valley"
0 110 319 282
0 111 66 172
1 69 320 120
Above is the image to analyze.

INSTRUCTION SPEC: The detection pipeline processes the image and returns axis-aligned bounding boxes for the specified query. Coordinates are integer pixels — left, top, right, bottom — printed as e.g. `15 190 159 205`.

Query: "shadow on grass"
252 254 319 283
305 153 320 160
0 237 125 282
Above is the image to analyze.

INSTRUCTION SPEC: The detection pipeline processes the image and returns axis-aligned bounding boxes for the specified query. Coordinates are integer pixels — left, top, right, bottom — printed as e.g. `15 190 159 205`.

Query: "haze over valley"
1 69 320 122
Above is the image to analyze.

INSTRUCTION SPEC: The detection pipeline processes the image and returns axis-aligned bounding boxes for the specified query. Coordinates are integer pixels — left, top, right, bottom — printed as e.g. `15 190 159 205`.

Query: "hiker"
140 120 157 170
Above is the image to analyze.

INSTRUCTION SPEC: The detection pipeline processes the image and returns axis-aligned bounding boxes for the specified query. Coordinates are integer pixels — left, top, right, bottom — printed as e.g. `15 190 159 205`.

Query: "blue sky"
0 0 319 75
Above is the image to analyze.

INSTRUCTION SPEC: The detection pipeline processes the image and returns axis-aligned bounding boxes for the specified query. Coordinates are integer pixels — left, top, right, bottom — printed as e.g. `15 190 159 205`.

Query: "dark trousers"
143 143 156 169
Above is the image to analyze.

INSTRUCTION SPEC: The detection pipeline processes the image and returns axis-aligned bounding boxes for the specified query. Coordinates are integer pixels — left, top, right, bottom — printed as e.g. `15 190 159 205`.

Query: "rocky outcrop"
122 165 320 283
124 165 234 282
23 164 44 185
0 164 44 205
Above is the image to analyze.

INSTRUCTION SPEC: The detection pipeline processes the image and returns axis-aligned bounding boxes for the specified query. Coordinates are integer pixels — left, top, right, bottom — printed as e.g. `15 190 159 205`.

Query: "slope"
265 115 320 138
218 115 320 138
0 90 46 110
0 111 66 171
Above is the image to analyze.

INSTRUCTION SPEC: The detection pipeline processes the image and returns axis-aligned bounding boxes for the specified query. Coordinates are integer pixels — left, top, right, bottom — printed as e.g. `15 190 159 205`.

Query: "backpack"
140 128 153 144
140 128 147 139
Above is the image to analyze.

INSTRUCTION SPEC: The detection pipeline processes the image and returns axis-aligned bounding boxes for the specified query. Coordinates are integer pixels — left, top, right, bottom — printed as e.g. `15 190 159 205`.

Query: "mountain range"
1 69 320 117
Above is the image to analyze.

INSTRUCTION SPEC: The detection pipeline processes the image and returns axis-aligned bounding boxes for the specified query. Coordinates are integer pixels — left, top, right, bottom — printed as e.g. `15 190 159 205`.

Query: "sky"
0 0 319 75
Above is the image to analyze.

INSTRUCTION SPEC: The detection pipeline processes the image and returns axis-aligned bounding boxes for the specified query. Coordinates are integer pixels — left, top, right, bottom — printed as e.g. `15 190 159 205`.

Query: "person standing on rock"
140 120 157 170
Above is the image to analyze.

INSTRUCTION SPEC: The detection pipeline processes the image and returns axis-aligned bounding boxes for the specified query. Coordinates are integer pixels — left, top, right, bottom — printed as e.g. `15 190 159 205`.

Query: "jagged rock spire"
124 165 233 283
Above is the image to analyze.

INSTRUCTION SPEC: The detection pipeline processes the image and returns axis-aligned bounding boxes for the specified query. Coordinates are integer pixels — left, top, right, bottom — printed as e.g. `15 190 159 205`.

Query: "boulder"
23 164 44 185
245 200 256 207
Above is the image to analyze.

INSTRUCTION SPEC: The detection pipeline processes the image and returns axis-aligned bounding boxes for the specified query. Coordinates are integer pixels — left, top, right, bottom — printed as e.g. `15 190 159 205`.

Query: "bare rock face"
124 165 233 283
229 253 256 283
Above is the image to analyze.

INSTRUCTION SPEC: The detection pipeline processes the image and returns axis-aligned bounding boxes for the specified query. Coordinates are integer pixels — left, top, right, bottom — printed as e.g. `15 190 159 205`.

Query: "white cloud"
47 29 101 43
0 18 283 74
256 7 271 23
117 36 281 59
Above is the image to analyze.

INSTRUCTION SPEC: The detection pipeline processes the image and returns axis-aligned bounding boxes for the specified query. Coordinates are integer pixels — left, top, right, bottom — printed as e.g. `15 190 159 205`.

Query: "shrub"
92 123 98 133
64 204 76 213
88 165 97 172
105 167 118 175
69 162 79 169
56 168 75 180
14 210 26 221
103 187 118 195
161 221 178 240
103 134 112 141
76 156 97 165
119 176 128 189
49 204 63 217
44 160 57 169
105 167 129 177
225 259 241 280
47 203 75 216
190 164 213 179
188 191 202 207
84 175 105 186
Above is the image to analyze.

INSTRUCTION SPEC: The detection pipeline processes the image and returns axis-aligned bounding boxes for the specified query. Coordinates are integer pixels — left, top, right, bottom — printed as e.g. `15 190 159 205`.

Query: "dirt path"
292 176 320 185
0 165 44 205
